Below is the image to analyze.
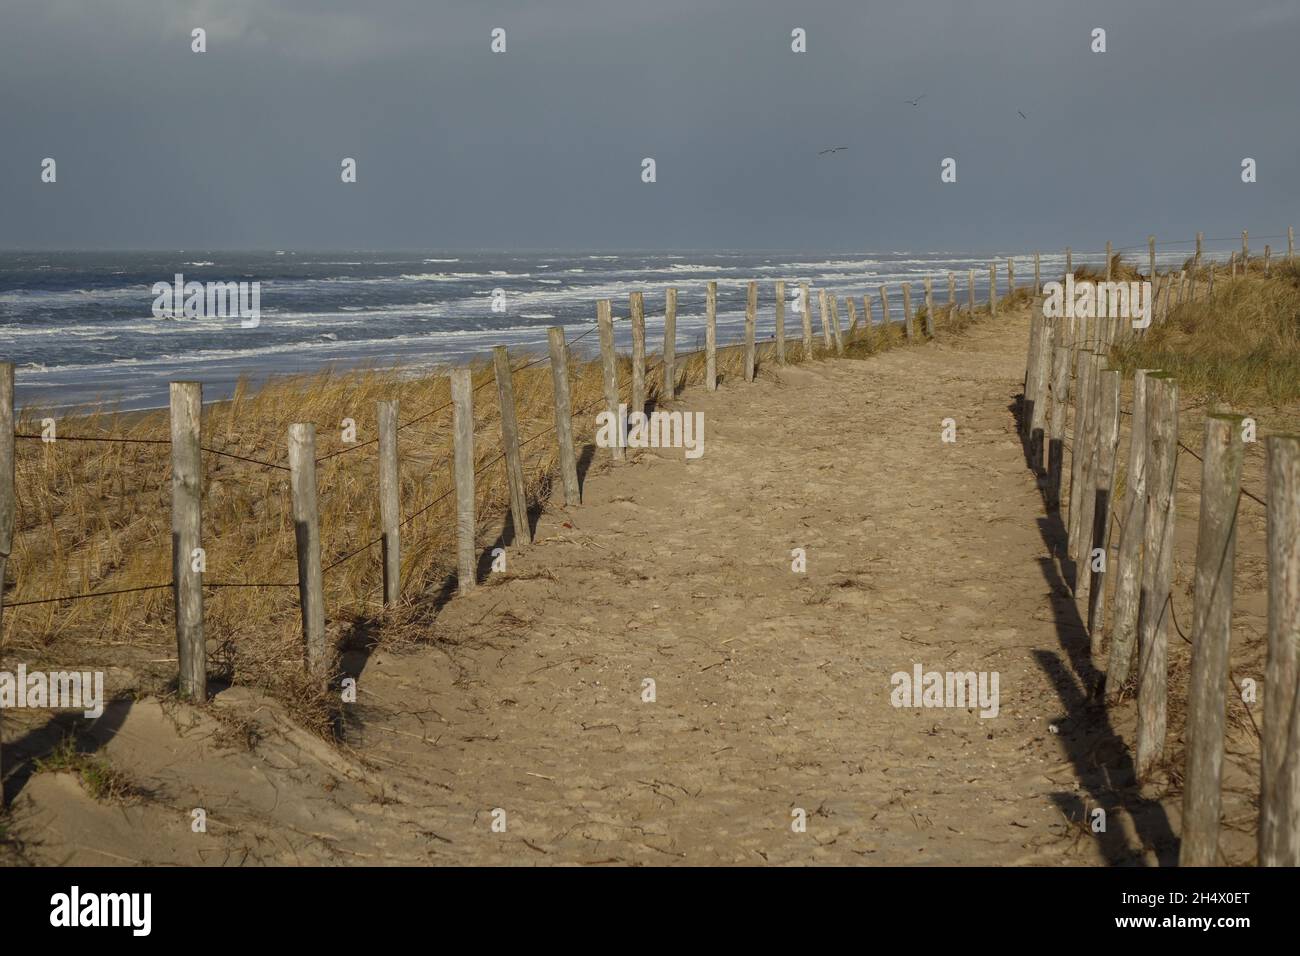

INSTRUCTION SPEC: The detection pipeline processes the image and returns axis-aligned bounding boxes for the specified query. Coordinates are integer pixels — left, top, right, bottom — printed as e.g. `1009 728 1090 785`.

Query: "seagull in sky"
906 94 926 107
818 146 849 155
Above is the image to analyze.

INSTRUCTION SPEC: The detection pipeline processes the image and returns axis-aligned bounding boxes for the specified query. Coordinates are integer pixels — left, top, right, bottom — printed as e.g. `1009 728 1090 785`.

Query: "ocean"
0 248 1151 413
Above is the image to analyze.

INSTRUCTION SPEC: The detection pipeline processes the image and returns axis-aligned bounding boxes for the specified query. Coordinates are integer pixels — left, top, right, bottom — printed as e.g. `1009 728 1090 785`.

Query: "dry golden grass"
0 294 1002 732
1110 259 1300 414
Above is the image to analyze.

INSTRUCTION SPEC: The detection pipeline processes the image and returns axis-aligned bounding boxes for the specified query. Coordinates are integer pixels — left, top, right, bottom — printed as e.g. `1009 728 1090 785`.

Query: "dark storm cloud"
1 0 1297 252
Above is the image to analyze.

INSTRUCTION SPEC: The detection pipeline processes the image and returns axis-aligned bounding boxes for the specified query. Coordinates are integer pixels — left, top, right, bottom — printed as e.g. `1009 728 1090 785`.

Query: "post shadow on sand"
2 698 138 806
1010 393 1179 864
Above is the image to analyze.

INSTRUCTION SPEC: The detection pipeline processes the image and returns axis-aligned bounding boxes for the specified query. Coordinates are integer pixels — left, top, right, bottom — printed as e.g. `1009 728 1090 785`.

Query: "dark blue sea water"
0 248 1138 412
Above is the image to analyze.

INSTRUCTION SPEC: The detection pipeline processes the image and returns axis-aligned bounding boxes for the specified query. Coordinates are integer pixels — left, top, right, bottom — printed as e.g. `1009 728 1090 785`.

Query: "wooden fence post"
1034 251 1041 293
1007 257 1016 295
988 262 997 316
1288 225 1294 263
967 269 975 314
862 294 875 347
377 399 400 605
1028 303 1053 474
1180 413 1245 866
1148 236 1156 283
1067 351 1095 560
947 273 956 318
1136 372 1178 781
923 277 935 338
288 422 327 677
596 300 624 460
845 298 859 338
800 282 814 359
1105 241 1112 281
818 289 832 348
1265 244 1272 276
1075 353 1106 604
662 288 677 397
0 363 10 803
1065 246 1072 280
901 284 914 342
1207 261 1215 299
493 346 531 544
170 381 205 700
1260 435 1300 865
450 367 477 593
1086 368 1122 646
547 327 581 506
705 281 718 390
1242 229 1249 270
829 294 844 355
878 285 891 331
774 281 786 364
630 292 646 420
1105 369 1157 698
1021 308 1043 439
1195 232 1204 275
744 281 758 379
1046 318 1073 509
1230 251 1237 280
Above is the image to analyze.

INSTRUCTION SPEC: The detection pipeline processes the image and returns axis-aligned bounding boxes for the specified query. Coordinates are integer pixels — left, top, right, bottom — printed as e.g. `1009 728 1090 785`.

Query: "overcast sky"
1 0 1297 252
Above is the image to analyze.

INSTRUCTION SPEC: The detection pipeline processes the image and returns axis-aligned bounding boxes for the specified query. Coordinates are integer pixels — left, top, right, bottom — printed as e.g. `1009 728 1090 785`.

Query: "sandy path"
13 305 1180 865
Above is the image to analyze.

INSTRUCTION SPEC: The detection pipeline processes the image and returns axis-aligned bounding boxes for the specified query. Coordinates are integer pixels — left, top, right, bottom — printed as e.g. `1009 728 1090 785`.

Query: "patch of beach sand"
5 302 1266 865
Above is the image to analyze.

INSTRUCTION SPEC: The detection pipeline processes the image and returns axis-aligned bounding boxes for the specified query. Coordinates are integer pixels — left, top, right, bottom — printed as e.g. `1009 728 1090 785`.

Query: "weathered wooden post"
1243 229 1249 270
947 273 956 318
288 422 327 677
744 281 758 379
662 288 677 397
1148 236 1156 283
829 294 844 355
547 327 581 506
988 262 997 316
923 277 935 338
862 295 875 346
1136 372 1179 781
774 280 786 364
901 284 914 342
845 298 859 337
493 346 531 544
1086 368 1123 645
800 282 814 359
596 300 624 461
1067 352 1095 559
1007 257 1016 295
1260 435 1300 866
1046 318 1073 508
878 285 891 331
1034 251 1041 293
1180 413 1245 866
1075 354 1106 606
1288 225 1295 263
705 281 718 389
377 399 400 604
630 292 646 420
1022 308 1044 439
0 363 10 800
1105 241 1113 281
450 367 477 593
1230 251 1238 280
1194 232 1204 275
1065 246 1072 280
1106 369 1157 698
171 381 205 700
818 289 832 348
967 269 975 313
1028 304 1053 474
1207 261 1215 299
1265 244 1272 276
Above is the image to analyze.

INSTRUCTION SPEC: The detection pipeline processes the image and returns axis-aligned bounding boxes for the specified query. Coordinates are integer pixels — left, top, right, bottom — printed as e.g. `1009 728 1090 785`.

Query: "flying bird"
906 94 926 107
1018 110 1027 119
818 146 849 155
